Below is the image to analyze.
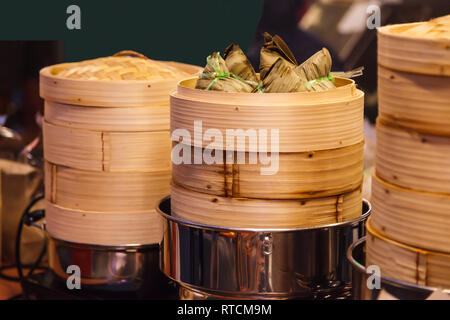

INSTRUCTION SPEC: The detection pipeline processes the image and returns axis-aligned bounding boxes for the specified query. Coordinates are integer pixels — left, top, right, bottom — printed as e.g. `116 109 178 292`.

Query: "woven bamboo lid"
40 50 202 107
50 51 190 81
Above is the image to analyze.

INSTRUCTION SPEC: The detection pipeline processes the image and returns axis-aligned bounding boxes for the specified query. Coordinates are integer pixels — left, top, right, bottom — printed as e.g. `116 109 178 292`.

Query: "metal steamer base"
47 238 176 298
158 196 371 300
347 237 450 300
25 224 177 299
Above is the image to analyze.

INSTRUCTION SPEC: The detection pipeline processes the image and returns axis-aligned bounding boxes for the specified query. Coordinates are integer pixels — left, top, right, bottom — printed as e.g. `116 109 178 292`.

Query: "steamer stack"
39 52 200 275
170 77 365 228
162 76 368 299
367 16 450 288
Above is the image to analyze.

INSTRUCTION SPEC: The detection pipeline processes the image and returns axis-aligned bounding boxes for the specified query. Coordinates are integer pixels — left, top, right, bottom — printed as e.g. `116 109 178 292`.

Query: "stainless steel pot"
347 237 450 300
157 196 371 299
30 221 175 297
47 237 157 288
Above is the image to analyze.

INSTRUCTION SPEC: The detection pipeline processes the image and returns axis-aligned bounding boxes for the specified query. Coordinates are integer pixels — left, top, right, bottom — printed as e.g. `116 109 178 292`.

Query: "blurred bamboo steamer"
378 66 450 136
170 77 364 228
376 119 450 194
367 16 450 288
40 51 201 245
378 16 450 76
366 220 450 289
371 173 450 253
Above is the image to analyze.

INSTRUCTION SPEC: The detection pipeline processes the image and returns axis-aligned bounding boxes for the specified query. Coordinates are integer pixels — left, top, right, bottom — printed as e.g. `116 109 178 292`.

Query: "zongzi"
259 32 298 79
261 58 303 93
195 52 256 93
195 33 361 93
294 48 336 91
224 43 258 83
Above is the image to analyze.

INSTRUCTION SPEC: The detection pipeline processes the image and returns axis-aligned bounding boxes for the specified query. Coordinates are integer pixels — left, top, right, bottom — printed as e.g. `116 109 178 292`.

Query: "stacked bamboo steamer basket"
170 77 365 228
40 51 201 245
367 15 450 288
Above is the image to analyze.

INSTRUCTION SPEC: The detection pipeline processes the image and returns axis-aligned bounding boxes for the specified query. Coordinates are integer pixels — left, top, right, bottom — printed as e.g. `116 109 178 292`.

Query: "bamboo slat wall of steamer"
368 16 450 288
40 53 201 245
170 77 365 228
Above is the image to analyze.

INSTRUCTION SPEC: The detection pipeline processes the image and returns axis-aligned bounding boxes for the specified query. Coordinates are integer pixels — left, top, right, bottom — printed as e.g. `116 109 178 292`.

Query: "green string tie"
305 73 335 91
305 66 364 91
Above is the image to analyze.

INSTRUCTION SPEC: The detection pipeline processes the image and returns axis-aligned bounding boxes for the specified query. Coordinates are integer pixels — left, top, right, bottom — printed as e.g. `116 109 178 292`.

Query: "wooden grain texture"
378 22 450 76
43 121 171 172
45 201 162 245
378 66 450 136
172 141 364 199
371 173 450 253
45 100 170 132
44 162 170 213
366 219 450 288
40 61 201 107
170 77 364 153
376 119 450 193
171 183 362 229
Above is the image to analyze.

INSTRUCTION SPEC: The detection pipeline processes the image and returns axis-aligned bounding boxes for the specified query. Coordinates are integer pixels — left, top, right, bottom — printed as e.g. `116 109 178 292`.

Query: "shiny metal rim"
346 237 450 294
48 235 159 251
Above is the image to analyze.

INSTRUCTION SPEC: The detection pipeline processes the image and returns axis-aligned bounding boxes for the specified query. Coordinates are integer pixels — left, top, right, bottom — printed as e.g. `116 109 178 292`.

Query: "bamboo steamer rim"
378 116 450 138
378 22 450 43
377 117 449 143
40 60 202 107
373 169 450 199
160 196 370 232
367 217 450 258
378 22 450 76
173 76 358 106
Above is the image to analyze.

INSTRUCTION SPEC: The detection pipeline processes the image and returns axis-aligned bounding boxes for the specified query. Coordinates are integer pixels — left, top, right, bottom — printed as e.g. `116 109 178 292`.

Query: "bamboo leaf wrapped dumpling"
261 58 304 93
259 32 298 79
295 48 332 80
294 48 336 91
262 48 336 93
195 52 255 93
223 43 258 83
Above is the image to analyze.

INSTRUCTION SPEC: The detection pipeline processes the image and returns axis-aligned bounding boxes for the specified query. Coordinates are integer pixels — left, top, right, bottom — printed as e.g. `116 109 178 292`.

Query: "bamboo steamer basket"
171 183 362 229
43 121 171 172
371 173 450 253
40 52 201 245
378 66 450 136
376 119 450 194
44 162 170 213
172 140 364 199
366 219 450 289
378 18 450 76
170 76 364 228
171 77 364 153
45 201 162 246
